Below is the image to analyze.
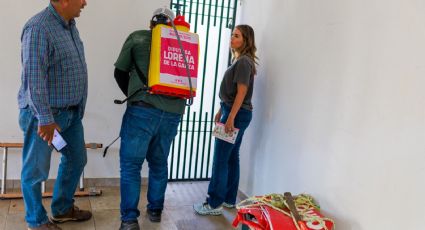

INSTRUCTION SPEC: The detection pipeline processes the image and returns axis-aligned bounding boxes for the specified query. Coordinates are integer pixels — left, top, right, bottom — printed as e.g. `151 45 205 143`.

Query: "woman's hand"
224 116 235 134
214 109 222 123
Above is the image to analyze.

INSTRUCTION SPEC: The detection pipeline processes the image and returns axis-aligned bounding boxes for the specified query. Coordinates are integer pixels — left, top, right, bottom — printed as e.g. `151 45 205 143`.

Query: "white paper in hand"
212 122 239 144
52 129 67 151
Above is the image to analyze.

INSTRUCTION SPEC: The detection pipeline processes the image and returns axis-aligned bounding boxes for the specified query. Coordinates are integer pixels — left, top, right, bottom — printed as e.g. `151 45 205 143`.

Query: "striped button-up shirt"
18 4 88 126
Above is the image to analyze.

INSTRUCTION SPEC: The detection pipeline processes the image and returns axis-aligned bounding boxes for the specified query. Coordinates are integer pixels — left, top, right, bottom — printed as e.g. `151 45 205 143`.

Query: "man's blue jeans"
19 107 87 228
207 103 252 208
119 105 181 221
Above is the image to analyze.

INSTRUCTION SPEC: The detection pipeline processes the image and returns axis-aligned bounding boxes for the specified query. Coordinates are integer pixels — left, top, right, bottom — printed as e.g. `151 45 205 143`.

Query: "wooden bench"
0 142 103 199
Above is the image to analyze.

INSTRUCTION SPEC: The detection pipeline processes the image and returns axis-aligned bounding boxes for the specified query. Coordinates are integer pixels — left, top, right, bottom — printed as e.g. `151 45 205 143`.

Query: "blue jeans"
119 105 181 222
207 103 252 208
19 107 87 228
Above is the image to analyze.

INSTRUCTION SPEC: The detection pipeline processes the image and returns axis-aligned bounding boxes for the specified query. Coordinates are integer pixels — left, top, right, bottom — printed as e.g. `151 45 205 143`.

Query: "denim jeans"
207 102 252 208
119 105 181 222
19 107 87 228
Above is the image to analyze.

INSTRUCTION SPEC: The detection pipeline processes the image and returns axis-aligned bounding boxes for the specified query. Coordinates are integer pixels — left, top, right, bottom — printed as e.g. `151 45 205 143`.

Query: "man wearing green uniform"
114 8 185 230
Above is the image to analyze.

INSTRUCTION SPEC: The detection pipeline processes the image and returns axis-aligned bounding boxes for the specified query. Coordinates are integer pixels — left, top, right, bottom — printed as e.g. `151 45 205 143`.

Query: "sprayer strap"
131 47 148 87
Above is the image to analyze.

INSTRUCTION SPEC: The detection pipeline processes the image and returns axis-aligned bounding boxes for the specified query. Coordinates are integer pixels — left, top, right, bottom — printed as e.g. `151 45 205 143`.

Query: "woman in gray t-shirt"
194 24 259 215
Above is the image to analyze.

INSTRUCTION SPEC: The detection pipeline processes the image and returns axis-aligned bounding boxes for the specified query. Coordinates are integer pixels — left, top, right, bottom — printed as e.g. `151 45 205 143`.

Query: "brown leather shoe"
28 222 62 230
50 205 92 223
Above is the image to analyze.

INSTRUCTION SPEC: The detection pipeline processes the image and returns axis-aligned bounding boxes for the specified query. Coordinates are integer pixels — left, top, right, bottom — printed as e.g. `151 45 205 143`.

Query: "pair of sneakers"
28 205 92 230
193 201 235 216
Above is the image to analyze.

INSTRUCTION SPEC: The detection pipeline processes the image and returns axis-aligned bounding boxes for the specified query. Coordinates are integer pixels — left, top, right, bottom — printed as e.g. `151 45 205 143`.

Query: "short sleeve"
114 34 134 72
233 56 253 86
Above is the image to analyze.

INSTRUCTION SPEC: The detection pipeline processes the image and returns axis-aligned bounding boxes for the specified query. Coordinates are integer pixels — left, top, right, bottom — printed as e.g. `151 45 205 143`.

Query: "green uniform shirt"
114 30 186 115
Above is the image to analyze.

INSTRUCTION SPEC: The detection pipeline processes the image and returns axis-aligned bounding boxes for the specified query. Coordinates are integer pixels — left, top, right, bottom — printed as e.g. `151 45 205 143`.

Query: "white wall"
238 0 425 229
0 0 169 179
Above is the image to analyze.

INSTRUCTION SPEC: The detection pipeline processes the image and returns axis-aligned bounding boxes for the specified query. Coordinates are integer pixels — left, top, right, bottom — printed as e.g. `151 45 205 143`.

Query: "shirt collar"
48 3 76 29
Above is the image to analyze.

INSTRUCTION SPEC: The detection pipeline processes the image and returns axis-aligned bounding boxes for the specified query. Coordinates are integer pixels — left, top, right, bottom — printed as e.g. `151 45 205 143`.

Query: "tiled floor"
0 181 241 230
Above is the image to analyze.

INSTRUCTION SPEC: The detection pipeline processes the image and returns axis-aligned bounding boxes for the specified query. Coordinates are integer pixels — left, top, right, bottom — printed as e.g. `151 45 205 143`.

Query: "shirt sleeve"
233 56 253 86
21 26 54 126
114 34 134 72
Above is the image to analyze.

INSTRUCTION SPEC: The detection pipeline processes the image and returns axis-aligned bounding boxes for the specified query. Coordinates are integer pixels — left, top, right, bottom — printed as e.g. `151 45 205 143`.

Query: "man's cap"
152 7 175 20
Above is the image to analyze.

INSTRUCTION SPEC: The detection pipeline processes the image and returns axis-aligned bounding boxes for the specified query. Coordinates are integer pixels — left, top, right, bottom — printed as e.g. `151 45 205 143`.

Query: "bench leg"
1 147 7 195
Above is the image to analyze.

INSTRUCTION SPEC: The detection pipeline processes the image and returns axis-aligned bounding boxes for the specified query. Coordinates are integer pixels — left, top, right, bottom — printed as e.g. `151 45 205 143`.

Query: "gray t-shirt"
219 55 255 111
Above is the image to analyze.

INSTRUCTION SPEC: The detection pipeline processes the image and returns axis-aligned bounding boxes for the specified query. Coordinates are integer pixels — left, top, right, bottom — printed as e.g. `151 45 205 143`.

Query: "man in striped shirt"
17 1 91 229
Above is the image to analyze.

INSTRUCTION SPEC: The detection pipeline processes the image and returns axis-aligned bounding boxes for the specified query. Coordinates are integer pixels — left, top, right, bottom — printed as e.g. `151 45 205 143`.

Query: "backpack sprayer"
149 8 199 104
104 7 199 156
113 7 199 105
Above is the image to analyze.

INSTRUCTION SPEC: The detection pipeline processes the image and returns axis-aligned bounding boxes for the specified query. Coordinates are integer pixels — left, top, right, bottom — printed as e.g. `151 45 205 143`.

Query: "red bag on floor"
232 194 334 230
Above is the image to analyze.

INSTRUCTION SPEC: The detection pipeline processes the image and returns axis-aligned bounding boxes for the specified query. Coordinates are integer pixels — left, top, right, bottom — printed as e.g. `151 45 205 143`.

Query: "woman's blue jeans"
119 105 181 222
19 107 87 228
207 103 252 208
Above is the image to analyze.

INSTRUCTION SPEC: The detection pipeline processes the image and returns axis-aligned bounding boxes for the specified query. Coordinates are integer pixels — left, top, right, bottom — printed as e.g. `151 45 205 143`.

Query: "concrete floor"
0 181 241 230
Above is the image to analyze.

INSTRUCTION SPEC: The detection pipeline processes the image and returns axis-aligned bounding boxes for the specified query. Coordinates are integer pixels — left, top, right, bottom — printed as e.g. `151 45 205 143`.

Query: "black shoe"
119 220 140 230
147 209 162 222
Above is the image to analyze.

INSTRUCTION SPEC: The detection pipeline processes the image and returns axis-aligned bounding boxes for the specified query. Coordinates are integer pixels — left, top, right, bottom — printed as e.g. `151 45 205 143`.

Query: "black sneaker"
119 220 140 230
147 209 162 222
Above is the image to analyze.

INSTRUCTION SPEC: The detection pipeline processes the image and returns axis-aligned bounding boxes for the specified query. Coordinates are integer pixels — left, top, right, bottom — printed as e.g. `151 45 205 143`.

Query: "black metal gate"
168 0 239 181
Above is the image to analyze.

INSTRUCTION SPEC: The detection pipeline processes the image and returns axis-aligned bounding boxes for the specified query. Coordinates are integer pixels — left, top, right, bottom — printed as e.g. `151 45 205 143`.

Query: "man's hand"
38 123 61 145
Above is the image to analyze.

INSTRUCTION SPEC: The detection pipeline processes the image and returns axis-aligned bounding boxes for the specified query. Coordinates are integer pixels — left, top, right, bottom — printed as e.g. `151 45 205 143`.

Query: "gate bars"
168 0 238 181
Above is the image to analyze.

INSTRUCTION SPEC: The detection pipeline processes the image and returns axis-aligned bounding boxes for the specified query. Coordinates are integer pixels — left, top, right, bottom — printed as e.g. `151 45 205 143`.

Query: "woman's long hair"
233 24 259 75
